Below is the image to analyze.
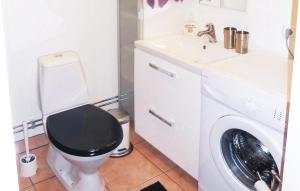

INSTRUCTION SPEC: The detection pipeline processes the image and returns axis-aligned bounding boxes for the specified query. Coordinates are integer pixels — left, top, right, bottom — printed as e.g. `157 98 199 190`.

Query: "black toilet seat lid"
46 105 123 157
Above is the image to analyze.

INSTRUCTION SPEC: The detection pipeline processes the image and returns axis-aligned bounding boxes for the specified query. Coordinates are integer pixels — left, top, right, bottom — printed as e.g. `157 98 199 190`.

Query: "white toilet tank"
38 51 89 116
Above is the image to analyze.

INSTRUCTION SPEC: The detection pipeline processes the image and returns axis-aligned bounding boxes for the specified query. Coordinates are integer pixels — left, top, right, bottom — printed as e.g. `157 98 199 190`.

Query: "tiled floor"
15 128 198 191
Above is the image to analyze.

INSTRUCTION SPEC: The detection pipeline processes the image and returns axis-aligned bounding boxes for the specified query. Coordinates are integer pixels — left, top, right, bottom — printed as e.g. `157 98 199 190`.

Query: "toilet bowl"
47 143 111 191
38 51 123 191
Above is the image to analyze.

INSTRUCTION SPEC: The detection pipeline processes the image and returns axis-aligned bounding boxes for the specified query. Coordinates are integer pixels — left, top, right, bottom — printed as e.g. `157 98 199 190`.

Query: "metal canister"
224 27 237 49
236 31 249 54
108 108 133 158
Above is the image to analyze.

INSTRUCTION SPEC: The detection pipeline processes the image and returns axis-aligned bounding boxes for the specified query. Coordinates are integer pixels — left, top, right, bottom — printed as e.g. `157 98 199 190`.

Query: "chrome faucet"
197 23 217 43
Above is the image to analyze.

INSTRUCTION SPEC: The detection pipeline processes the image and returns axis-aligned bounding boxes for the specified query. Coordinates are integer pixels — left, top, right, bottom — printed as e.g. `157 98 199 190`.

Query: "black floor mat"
140 181 167 191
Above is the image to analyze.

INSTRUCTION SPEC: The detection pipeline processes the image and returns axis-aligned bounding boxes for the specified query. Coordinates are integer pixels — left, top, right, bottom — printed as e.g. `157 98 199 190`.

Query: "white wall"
192 0 293 56
290 0 298 57
0 2 19 189
282 0 300 187
142 0 194 39
281 1 299 190
143 0 293 56
2 0 118 127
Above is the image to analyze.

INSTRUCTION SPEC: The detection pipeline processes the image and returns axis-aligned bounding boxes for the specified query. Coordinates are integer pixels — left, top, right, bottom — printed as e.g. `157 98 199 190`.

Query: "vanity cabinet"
134 48 201 179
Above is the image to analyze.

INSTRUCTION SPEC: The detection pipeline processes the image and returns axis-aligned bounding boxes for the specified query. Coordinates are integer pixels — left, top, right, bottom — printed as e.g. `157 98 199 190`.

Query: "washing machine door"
209 115 282 191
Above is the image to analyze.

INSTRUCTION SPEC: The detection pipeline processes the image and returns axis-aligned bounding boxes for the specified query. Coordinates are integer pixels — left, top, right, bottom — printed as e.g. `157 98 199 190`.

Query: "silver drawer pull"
149 63 176 78
149 109 174 127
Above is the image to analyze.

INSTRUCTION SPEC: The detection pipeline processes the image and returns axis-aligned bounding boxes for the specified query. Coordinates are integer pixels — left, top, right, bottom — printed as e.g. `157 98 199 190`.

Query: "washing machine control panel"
202 72 287 132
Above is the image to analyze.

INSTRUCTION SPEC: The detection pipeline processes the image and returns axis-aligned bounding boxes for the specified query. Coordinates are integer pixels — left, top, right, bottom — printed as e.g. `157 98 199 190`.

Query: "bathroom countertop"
135 34 292 102
205 52 293 102
135 34 240 75
135 38 205 75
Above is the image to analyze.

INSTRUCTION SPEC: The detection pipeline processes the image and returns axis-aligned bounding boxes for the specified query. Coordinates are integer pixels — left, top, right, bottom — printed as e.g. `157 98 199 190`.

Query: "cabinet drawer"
135 100 200 178
134 49 201 178
134 49 201 123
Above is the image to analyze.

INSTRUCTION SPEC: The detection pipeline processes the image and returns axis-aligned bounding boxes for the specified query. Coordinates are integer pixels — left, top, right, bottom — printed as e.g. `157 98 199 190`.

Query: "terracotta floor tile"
34 177 66 191
15 134 49 154
135 141 177 172
166 167 198 191
14 129 197 191
16 156 33 190
22 186 35 191
100 149 162 191
130 173 184 191
130 128 144 145
17 176 32 190
28 146 54 184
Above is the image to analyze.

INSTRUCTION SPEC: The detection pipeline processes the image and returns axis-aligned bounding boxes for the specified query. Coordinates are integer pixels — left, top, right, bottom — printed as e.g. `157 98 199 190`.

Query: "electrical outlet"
199 0 221 8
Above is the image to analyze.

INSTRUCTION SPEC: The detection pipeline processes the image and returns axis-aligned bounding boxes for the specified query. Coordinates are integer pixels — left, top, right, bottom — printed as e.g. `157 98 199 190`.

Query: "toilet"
38 51 123 191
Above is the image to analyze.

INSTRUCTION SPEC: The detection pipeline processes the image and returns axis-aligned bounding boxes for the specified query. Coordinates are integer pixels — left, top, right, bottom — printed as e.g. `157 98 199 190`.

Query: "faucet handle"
206 23 217 43
206 23 215 29
197 23 217 43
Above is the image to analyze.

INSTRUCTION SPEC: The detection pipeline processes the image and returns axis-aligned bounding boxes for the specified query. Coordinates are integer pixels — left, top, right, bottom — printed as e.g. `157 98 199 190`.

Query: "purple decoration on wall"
147 0 155 8
147 0 183 9
159 0 169 7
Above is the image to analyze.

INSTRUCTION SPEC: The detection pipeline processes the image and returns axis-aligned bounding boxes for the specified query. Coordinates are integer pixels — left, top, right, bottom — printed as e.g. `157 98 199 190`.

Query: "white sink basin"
144 35 239 64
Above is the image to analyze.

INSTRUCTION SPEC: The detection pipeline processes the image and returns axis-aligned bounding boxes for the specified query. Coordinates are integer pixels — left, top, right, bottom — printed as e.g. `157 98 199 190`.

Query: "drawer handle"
149 109 174 127
149 63 176 78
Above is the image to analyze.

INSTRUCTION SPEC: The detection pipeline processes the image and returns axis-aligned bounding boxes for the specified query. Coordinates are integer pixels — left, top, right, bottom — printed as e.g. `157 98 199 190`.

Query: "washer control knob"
245 99 258 113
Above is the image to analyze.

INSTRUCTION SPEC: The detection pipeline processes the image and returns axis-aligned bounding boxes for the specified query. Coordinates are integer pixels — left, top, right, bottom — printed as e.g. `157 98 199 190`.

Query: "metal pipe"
96 100 119 108
92 94 127 105
13 118 42 130
96 97 128 108
13 95 127 134
92 96 118 105
13 121 43 134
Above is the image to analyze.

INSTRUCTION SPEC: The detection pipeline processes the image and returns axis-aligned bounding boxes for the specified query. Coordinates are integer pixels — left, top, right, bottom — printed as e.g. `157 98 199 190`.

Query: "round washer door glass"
221 129 279 190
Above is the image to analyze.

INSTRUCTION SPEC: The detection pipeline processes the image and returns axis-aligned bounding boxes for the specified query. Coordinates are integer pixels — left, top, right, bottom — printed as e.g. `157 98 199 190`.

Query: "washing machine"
198 52 291 191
